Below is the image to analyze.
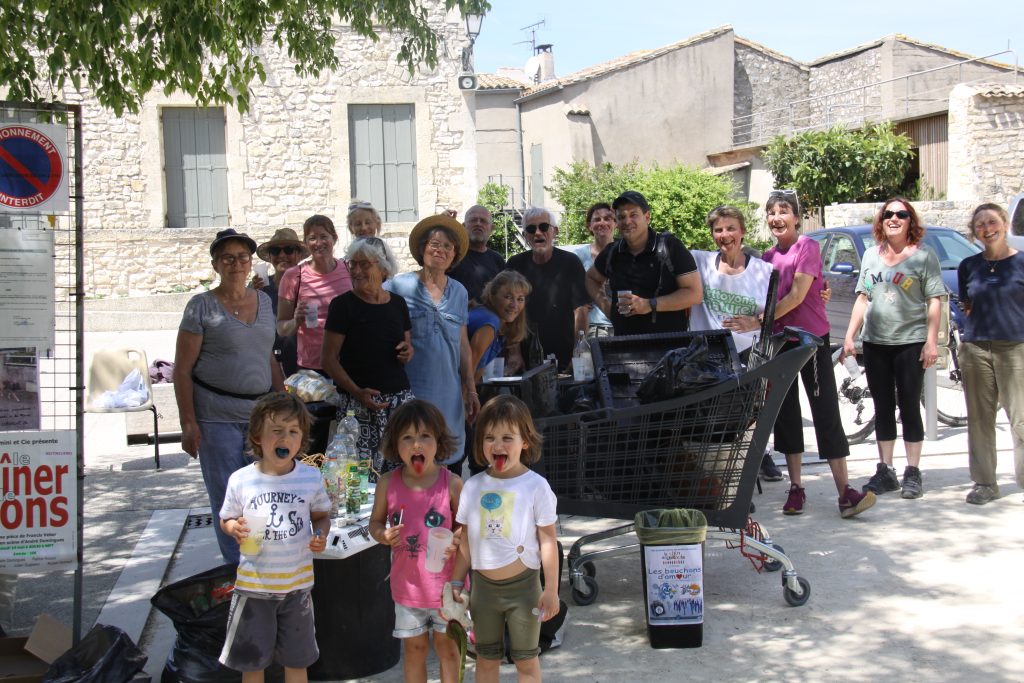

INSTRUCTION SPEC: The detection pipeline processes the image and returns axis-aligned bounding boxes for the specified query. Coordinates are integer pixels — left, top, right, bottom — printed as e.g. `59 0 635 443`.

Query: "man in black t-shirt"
507 207 588 369
448 205 506 302
586 191 702 335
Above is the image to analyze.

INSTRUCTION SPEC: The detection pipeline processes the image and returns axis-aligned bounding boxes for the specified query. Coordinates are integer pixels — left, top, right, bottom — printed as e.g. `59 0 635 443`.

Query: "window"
348 104 417 222
824 235 859 273
162 107 228 228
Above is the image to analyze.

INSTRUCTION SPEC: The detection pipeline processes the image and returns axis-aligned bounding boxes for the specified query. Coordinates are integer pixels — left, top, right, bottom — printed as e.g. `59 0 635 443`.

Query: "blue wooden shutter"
163 108 229 228
349 104 418 222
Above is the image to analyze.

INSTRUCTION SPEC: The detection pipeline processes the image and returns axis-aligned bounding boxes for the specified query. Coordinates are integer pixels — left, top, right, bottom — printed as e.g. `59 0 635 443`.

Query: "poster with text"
644 544 704 625
0 431 76 572
0 227 55 355
0 347 40 431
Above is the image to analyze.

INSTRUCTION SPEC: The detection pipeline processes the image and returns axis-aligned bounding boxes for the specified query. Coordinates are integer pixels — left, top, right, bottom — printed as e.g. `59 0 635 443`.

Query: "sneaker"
862 462 901 494
901 466 924 499
838 486 876 518
760 452 783 481
783 484 805 515
965 483 999 505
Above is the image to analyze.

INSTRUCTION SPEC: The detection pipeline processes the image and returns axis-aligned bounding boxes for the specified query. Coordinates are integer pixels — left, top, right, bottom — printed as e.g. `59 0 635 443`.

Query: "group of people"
173 190 1024 682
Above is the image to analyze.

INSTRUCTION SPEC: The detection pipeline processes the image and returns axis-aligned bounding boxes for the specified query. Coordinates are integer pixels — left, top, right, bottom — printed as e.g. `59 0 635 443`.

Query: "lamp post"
462 13 483 73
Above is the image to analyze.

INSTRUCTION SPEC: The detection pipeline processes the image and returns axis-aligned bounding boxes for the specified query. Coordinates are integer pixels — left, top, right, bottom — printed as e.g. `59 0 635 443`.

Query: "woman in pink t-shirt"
276 215 352 373
761 190 875 520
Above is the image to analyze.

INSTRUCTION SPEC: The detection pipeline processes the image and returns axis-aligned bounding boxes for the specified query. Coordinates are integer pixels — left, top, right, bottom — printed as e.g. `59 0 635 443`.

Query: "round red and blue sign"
0 125 65 210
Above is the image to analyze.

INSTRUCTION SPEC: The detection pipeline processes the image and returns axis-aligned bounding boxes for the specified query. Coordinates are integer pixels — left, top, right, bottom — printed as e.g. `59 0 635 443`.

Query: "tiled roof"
975 84 1024 97
476 74 527 91
810 33 1014 70
734 36 807 69
518 25 733 100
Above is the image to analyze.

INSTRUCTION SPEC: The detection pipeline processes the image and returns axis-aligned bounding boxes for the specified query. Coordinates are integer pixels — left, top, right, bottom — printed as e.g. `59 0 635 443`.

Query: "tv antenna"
515 19 546 54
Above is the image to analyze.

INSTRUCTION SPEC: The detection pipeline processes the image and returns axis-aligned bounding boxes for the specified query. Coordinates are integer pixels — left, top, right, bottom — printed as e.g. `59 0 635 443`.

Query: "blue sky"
472 0 1021 77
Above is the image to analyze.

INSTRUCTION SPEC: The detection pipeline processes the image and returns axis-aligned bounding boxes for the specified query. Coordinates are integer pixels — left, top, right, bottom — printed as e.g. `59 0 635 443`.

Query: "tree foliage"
476 181 525 259
762 123 915 224
548 161 757 251
0 0 490 116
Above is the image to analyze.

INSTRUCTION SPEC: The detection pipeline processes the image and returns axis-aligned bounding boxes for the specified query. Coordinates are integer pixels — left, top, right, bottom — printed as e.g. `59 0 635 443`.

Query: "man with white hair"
448 204 506 302
507 207 589 370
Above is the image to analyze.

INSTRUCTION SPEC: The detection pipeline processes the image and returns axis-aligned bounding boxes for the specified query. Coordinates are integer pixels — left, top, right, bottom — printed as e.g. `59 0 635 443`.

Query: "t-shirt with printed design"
855 245 945 345
455 469 557 572
688 250 772 353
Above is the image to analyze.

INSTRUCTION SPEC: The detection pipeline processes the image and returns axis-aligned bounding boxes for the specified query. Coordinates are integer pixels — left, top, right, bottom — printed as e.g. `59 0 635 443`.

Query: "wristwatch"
649 297 657 323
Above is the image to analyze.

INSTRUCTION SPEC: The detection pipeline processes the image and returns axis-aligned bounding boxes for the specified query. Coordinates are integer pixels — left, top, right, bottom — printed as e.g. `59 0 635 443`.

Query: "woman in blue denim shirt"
386 215 480 470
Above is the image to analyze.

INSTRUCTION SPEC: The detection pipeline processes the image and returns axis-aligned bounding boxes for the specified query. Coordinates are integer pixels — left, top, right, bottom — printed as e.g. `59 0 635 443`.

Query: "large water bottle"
320 440 343 517
339 409 360 443
572 330 595 381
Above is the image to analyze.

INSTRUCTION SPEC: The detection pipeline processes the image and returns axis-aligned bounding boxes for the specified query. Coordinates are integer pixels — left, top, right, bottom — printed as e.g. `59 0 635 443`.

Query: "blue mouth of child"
275 447 290 459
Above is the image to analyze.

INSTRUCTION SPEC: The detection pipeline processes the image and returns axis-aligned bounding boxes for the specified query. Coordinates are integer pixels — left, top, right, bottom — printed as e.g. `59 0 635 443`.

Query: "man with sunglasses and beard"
586 191 702 335
507 207 589 370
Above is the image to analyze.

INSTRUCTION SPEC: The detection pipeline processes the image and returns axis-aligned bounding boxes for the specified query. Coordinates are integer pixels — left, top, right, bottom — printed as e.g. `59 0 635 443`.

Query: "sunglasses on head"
524 222 553 234
268 246 299 256
882 210 911 220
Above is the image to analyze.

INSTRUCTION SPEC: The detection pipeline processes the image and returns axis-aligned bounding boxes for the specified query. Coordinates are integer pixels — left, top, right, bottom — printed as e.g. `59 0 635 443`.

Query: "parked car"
1008 192 1024 250
805 225 981 345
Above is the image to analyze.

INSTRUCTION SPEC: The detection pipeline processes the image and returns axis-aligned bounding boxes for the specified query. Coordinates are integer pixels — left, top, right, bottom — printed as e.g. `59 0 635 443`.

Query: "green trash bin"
634 508 708 649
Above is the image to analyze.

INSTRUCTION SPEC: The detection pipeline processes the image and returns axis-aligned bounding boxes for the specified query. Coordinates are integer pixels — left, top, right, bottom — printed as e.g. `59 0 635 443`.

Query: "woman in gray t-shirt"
843 199 945 501
174 229 284 563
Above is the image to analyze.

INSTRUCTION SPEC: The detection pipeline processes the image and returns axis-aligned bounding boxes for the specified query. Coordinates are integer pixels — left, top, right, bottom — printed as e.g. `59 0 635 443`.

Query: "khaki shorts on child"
219 589 319 671
470 569 542 661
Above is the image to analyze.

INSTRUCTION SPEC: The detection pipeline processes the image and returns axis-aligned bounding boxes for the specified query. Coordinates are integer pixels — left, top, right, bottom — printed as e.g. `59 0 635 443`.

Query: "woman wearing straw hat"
386 215 480 472
253 228 309 376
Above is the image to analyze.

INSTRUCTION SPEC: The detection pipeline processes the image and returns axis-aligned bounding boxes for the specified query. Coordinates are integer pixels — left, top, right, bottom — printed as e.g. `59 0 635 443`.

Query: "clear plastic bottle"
320 440 343 517
572 330 595 381
843 355 861 380
339 409 360 443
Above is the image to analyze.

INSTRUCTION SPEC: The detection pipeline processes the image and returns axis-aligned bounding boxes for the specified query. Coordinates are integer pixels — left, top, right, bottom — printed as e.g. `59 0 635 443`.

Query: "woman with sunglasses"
386 215 480 472
762 190 875 519
252 228 309 376
843 198 945 500
174 229 284 563
956 204 1024 504
277 215 352 375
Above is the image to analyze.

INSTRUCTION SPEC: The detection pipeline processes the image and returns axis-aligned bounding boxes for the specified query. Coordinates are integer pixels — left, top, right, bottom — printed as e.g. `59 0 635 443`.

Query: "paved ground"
7 326 1023 681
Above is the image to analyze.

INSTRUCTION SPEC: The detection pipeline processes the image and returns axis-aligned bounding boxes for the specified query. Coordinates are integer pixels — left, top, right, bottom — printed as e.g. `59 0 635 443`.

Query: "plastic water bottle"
572 330 595 382
320 442 343 517
339 409 360 443
843 355 861 380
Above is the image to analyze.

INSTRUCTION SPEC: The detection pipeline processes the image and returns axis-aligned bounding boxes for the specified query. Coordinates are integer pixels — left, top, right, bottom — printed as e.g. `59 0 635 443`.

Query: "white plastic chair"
86 348 161 469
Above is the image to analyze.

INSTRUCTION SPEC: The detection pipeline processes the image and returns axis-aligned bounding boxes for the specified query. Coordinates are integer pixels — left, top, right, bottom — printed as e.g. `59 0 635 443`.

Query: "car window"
924 231 980 269
824 234 859 273
807 232 829 265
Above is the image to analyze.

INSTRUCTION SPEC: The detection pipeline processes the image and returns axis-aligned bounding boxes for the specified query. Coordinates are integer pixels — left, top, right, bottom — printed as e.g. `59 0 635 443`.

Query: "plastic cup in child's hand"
424 527 454 572
239 514 269 557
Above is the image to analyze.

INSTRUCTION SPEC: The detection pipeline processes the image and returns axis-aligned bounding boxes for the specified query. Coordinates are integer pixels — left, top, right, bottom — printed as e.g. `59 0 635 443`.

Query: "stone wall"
63 2 472 298
733 42 808 144
824 200 977 234
947 84 1024 202
808 49 882 125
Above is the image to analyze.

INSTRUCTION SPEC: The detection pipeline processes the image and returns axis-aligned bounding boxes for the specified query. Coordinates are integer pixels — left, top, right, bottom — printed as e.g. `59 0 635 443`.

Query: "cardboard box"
0 614 72 683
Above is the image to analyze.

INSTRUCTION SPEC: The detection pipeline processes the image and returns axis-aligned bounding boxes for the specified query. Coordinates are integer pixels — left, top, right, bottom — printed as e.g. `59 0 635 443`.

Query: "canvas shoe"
965 483 999 505
760 452 784 481
838 486 876 519
862 462 900 494
901 466 924 499
783 484 805 515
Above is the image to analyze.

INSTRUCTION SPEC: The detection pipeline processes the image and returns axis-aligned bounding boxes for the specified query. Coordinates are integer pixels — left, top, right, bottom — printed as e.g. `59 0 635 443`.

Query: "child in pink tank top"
369 400 463 683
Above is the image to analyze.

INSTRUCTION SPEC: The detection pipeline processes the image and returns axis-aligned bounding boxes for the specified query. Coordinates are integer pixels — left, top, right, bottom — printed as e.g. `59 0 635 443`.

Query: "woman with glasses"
386 215 479 474
174 229 285 563
322 237 413 477
843 198 945 500
277 215 352 375
347 199 383 237
957 204 1024 504
252 228 309 376
762 191 875 519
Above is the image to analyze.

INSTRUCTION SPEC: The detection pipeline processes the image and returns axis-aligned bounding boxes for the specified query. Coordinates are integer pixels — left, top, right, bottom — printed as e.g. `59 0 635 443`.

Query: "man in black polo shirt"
586 191 702 335
448 204 506 302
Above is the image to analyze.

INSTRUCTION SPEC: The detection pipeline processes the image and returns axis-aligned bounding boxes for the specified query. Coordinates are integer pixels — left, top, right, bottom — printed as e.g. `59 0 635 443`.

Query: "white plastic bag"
93 368 149 409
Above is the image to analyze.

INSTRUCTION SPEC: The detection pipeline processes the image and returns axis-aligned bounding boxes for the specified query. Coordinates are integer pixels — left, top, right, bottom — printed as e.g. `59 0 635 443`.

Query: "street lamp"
462 13 484 73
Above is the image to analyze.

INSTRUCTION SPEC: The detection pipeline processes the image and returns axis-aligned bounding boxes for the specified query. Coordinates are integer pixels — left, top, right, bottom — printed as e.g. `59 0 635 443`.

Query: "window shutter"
349 104 418 222
163 108 228 228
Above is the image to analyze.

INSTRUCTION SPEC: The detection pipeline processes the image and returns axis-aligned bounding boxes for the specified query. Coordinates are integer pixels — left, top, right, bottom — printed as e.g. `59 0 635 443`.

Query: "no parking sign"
0 123 69 213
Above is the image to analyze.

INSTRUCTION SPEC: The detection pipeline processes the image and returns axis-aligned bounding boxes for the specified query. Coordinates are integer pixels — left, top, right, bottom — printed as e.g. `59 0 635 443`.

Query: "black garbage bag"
42 624 147 683
151 564 284 683
636 336 738 404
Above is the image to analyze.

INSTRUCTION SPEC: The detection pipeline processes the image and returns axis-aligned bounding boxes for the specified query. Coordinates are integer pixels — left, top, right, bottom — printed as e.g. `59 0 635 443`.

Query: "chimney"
536 44 555 82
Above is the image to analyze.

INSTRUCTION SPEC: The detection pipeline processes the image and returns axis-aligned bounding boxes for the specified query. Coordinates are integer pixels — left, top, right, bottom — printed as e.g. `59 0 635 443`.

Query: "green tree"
548 160 757 251
0 0 489 116
762 123 914 224
476 181 524 259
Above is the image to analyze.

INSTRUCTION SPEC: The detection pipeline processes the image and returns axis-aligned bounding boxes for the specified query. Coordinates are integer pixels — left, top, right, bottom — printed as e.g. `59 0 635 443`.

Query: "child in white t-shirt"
219 393 331 683
452 395 559 682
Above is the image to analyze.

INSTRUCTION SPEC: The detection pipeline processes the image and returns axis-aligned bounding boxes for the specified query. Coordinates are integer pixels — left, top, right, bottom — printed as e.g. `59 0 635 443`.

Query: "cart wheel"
764 544 784 572
579 561 596 578
783 576 811 607
571 575 599 606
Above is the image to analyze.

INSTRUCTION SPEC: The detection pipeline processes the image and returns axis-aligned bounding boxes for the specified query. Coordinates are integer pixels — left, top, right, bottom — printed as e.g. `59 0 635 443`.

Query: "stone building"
50 3 478 297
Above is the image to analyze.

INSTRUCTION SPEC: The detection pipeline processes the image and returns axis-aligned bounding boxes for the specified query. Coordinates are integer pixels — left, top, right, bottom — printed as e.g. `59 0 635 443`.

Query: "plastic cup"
304 301 319 328
253 262 271 283
617 290 633 315
239 514 269 557
424 527 454 573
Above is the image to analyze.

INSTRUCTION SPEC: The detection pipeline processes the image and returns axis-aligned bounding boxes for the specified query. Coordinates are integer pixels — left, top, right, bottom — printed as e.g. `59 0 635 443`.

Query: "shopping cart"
535 325 818 608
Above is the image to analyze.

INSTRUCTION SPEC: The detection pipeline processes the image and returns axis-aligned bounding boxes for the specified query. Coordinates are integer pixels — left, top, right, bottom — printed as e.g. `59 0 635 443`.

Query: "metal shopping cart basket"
534 326 818 608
